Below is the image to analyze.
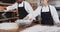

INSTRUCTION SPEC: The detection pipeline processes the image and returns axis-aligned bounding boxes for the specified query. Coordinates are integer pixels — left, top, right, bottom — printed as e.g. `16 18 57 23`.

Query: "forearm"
4 3 18 12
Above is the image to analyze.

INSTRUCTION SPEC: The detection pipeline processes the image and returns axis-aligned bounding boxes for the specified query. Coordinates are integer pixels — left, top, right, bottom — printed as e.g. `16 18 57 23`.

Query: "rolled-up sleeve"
24 1 36 20
27 6 41 19
4 3 18 12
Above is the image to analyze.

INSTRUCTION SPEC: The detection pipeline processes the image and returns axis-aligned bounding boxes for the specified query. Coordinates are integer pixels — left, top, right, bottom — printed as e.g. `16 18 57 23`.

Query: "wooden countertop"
0 22 57 32
0 22 37 32
0 23 19 32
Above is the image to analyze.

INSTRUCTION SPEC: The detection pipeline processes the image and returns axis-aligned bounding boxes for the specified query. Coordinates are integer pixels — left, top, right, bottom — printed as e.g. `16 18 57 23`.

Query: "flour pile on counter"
15 19 32 26
0 23 18 30
20 25 60 32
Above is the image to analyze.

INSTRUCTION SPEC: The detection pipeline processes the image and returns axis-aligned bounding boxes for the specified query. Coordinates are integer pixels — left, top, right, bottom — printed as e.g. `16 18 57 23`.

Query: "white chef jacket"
4 1 35 20
4 1 33 14
28 5 60 23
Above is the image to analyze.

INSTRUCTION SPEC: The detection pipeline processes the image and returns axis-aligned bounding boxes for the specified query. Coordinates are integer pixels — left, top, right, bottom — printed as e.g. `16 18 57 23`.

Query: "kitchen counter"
0 23 19 32
0 22 60 32
0 22 37 32
20 24 60 32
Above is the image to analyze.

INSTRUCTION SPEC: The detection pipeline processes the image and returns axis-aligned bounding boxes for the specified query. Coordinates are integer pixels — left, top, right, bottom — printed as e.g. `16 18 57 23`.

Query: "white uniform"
4 1 33 13
3 1 34 26
28 5 60 23
4 1 35 20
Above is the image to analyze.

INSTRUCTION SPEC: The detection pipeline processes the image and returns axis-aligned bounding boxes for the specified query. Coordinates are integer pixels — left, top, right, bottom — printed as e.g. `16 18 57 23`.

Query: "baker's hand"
23 16 29 20
15 19 32 27
23 16 32 21
0 6 6 12
58 22 60 24
55 21 60 27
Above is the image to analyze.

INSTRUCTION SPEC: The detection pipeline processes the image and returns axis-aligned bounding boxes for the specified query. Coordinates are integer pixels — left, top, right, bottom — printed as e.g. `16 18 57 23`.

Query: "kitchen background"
0 0 60 23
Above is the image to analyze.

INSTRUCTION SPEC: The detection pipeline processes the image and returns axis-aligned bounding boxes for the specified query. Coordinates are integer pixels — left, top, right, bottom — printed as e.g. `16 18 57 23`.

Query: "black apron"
41 6 54 25
18 2 28 19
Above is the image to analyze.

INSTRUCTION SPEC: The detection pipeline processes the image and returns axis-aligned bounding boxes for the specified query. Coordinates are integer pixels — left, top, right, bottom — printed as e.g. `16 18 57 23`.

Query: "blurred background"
0 0 60 22
0 0 60 32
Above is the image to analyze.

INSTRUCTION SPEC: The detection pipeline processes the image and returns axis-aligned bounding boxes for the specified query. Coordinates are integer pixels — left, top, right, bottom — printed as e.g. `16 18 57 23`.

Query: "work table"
0 22 60 32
